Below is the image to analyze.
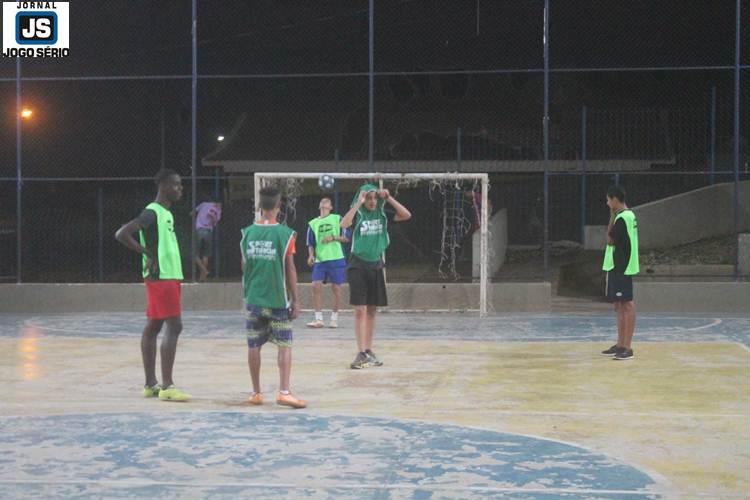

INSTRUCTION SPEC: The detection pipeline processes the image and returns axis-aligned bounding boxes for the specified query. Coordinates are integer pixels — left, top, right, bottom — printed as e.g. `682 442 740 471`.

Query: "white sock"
315 311 323 321
279 390 290 395
330 312 338 321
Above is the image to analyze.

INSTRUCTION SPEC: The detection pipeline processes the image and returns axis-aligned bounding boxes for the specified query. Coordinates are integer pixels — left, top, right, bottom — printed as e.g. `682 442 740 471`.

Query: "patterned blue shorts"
245 304 293 348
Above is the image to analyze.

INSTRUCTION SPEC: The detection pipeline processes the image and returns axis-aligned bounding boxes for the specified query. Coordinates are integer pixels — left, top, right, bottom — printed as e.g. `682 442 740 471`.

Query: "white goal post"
254 172 490 316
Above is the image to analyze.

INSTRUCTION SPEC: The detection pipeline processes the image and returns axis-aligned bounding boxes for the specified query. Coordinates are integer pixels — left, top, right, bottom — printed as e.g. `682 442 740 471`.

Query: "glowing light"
21 108 33 119
18 327 41 380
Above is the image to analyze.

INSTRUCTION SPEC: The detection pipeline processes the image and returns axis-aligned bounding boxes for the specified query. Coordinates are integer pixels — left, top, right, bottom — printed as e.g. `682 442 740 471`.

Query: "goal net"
254 173 490 316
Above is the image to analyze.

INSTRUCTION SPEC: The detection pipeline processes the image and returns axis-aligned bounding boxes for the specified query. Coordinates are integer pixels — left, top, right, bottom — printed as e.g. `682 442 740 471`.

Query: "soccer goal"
254 172 490 316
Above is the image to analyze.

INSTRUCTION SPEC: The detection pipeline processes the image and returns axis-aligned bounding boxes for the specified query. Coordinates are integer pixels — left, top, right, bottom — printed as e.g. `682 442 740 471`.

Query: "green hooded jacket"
349 183 389 264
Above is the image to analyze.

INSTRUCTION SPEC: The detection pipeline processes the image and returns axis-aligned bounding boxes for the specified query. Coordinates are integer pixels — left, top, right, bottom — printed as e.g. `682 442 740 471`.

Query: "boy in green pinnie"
240 185 306 408
340 183 411 369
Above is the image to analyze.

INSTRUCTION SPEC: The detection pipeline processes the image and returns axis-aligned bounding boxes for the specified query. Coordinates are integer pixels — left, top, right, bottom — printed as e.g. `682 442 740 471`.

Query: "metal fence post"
581 105 587 244
16 58 22 284
543 0 550 281
368 0 374 171
334 149 341 212
457 127 462 171
97 187 104 282
213 168 221 278
191 0 198 282
733 0 742 280
710 86 717 185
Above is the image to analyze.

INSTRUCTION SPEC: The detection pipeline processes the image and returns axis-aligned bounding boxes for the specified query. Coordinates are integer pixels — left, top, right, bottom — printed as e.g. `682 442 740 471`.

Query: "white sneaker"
328 319 338 329
306 320 325 328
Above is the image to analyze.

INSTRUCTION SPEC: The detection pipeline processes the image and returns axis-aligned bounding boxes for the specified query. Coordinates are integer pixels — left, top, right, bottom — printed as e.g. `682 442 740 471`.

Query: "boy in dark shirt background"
601 185 640 361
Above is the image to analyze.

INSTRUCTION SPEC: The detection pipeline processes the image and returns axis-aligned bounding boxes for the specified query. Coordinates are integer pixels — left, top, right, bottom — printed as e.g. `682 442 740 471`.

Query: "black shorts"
348 267 388 307
606 271 633 302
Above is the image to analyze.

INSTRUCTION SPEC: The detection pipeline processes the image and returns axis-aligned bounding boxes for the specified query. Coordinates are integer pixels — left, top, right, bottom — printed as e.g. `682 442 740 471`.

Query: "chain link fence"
1 0 748 287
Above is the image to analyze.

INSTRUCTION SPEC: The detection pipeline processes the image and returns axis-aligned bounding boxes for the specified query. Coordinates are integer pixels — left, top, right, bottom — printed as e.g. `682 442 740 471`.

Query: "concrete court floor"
1 311 749 499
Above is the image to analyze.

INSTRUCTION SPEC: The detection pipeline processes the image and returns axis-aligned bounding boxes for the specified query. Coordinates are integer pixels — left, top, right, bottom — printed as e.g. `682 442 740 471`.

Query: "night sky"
0 1 748 282
0 1 748 178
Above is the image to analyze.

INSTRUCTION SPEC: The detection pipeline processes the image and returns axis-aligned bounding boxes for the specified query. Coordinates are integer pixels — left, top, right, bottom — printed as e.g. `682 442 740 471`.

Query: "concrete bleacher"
634 180 750 249
584 181 750 250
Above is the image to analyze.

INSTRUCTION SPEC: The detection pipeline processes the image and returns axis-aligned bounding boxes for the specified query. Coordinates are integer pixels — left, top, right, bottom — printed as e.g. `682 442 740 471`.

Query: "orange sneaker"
248 392 264 405
276 391 307 409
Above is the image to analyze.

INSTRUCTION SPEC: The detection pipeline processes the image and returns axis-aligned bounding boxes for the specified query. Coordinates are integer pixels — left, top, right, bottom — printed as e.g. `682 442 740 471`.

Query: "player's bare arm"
285 253 300 320
379 189 412 222
340 191 367 229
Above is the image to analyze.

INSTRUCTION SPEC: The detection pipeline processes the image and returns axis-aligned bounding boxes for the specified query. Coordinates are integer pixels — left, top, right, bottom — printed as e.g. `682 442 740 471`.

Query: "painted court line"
0 406 741 422
16 318 727 337
665 318 722 331
0 479 659 497
415 408 750 419
2 406 747 422
20 324 117 335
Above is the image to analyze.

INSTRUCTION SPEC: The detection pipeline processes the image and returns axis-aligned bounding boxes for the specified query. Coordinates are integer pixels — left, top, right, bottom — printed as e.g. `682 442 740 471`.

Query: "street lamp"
21 108 32 119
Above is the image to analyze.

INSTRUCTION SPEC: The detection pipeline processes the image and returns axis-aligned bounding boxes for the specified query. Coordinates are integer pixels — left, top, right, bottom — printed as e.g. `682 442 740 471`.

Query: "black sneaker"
613 349 634 361
601 345 622 357
365 349 383 367
350 352 371 370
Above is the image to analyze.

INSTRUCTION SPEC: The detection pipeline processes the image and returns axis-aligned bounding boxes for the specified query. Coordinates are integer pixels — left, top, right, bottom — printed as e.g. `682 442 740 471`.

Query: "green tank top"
309 213 345 263
351 205 389 263
602 209 640 275
139 202 183 280
241 222 296 309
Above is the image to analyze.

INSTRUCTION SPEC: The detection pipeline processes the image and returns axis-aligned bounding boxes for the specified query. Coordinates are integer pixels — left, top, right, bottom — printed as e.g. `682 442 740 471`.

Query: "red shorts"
145 280 182 320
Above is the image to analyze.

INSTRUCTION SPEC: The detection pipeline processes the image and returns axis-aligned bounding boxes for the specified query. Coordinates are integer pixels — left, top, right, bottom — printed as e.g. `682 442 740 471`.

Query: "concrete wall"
638 265 734 277
0 281 550 314
487 282 550 312
739 233 750 277
634 281 750 313
633 181 750 249
3 281 749 314
584 225 607 250
473 208 508 278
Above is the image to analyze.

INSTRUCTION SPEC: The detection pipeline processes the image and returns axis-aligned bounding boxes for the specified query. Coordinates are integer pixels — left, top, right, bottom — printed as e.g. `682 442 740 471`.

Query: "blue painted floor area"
2 311 746 498
0 413 658 499
2 311 750 347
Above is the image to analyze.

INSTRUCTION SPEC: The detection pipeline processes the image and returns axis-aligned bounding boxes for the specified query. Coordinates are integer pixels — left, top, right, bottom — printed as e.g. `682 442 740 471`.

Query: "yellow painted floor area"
2 336 749 498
